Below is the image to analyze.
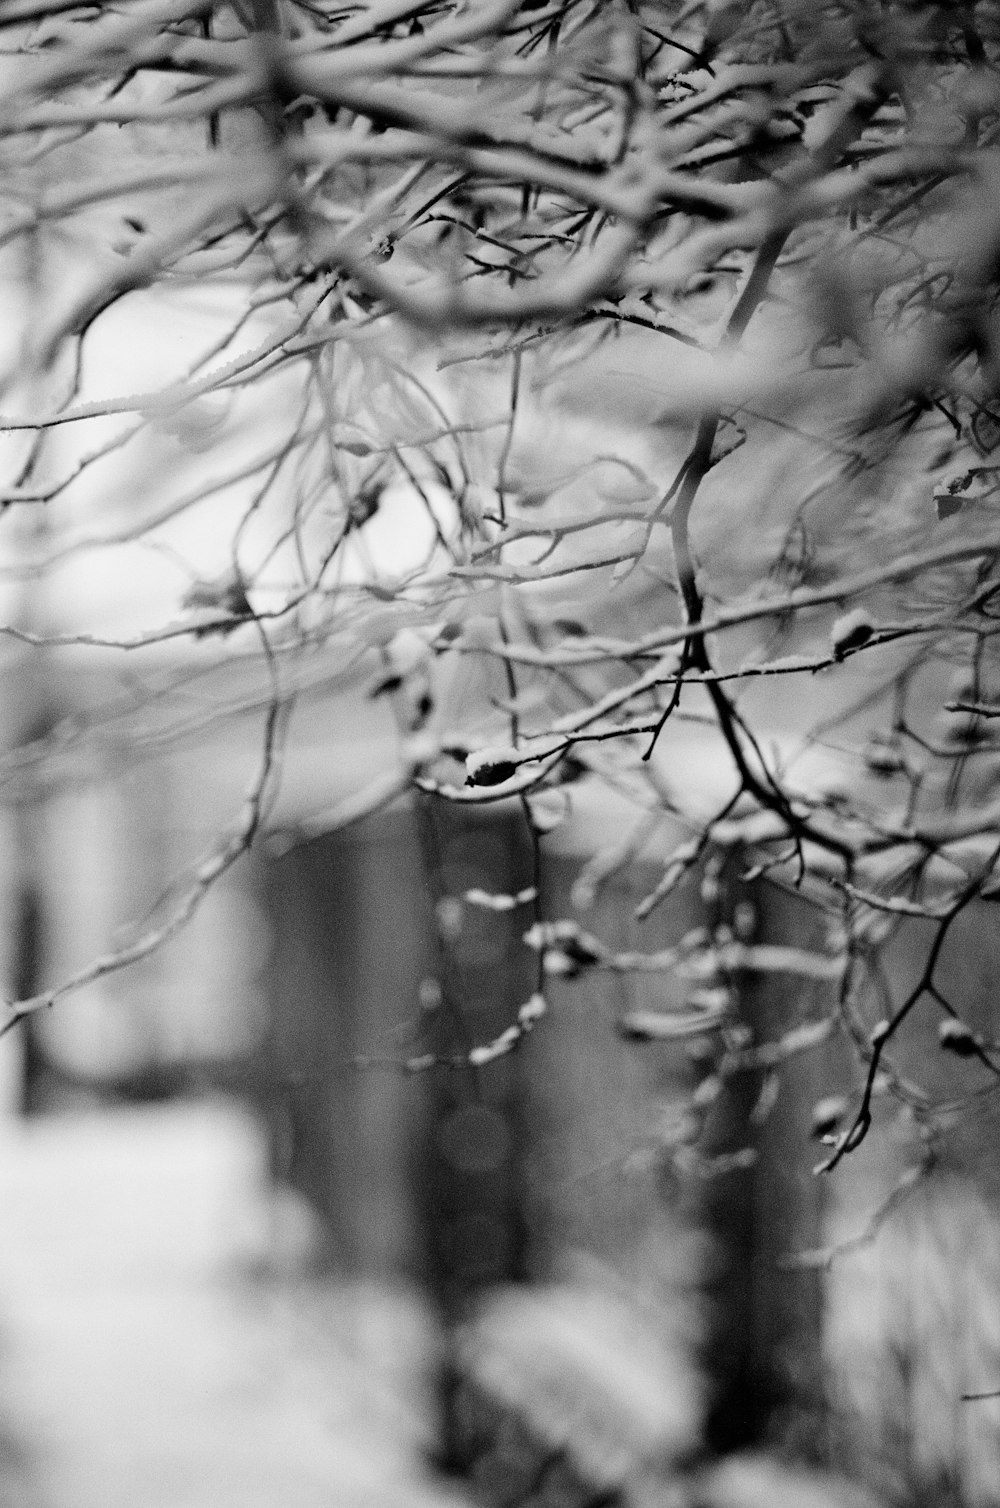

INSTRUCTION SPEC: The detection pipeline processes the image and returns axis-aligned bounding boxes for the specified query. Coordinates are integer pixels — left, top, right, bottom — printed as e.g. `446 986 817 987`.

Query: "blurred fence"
253 801 834 1478
255 798 708 1294
253 798 1000 1506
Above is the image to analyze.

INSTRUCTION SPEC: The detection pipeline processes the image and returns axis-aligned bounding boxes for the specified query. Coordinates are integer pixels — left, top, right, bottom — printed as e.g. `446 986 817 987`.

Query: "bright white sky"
0 268 453 644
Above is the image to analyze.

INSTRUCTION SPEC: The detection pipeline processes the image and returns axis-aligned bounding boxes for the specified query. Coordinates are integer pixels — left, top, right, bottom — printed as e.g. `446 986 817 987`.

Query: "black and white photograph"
0 3 998 1505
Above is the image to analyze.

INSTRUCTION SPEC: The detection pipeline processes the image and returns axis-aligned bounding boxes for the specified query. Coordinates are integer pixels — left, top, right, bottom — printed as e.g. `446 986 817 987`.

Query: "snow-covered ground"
0 1099 468 1508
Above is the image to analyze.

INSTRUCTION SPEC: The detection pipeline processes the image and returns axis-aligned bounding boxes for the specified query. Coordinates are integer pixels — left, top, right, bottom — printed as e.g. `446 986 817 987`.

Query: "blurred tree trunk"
11 505 56 1116
698 876 836 1459
13 826 47 1116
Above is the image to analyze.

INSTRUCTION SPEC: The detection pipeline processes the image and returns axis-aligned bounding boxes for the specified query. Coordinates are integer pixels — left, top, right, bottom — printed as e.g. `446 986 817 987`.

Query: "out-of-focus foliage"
4 0 1000 1187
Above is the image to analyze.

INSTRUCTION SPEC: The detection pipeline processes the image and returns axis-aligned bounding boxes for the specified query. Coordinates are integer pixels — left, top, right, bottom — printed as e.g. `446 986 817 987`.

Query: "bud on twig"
830 608 874 660
465 745 522 787
938 1018 979 1057
811 1095 848 1140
